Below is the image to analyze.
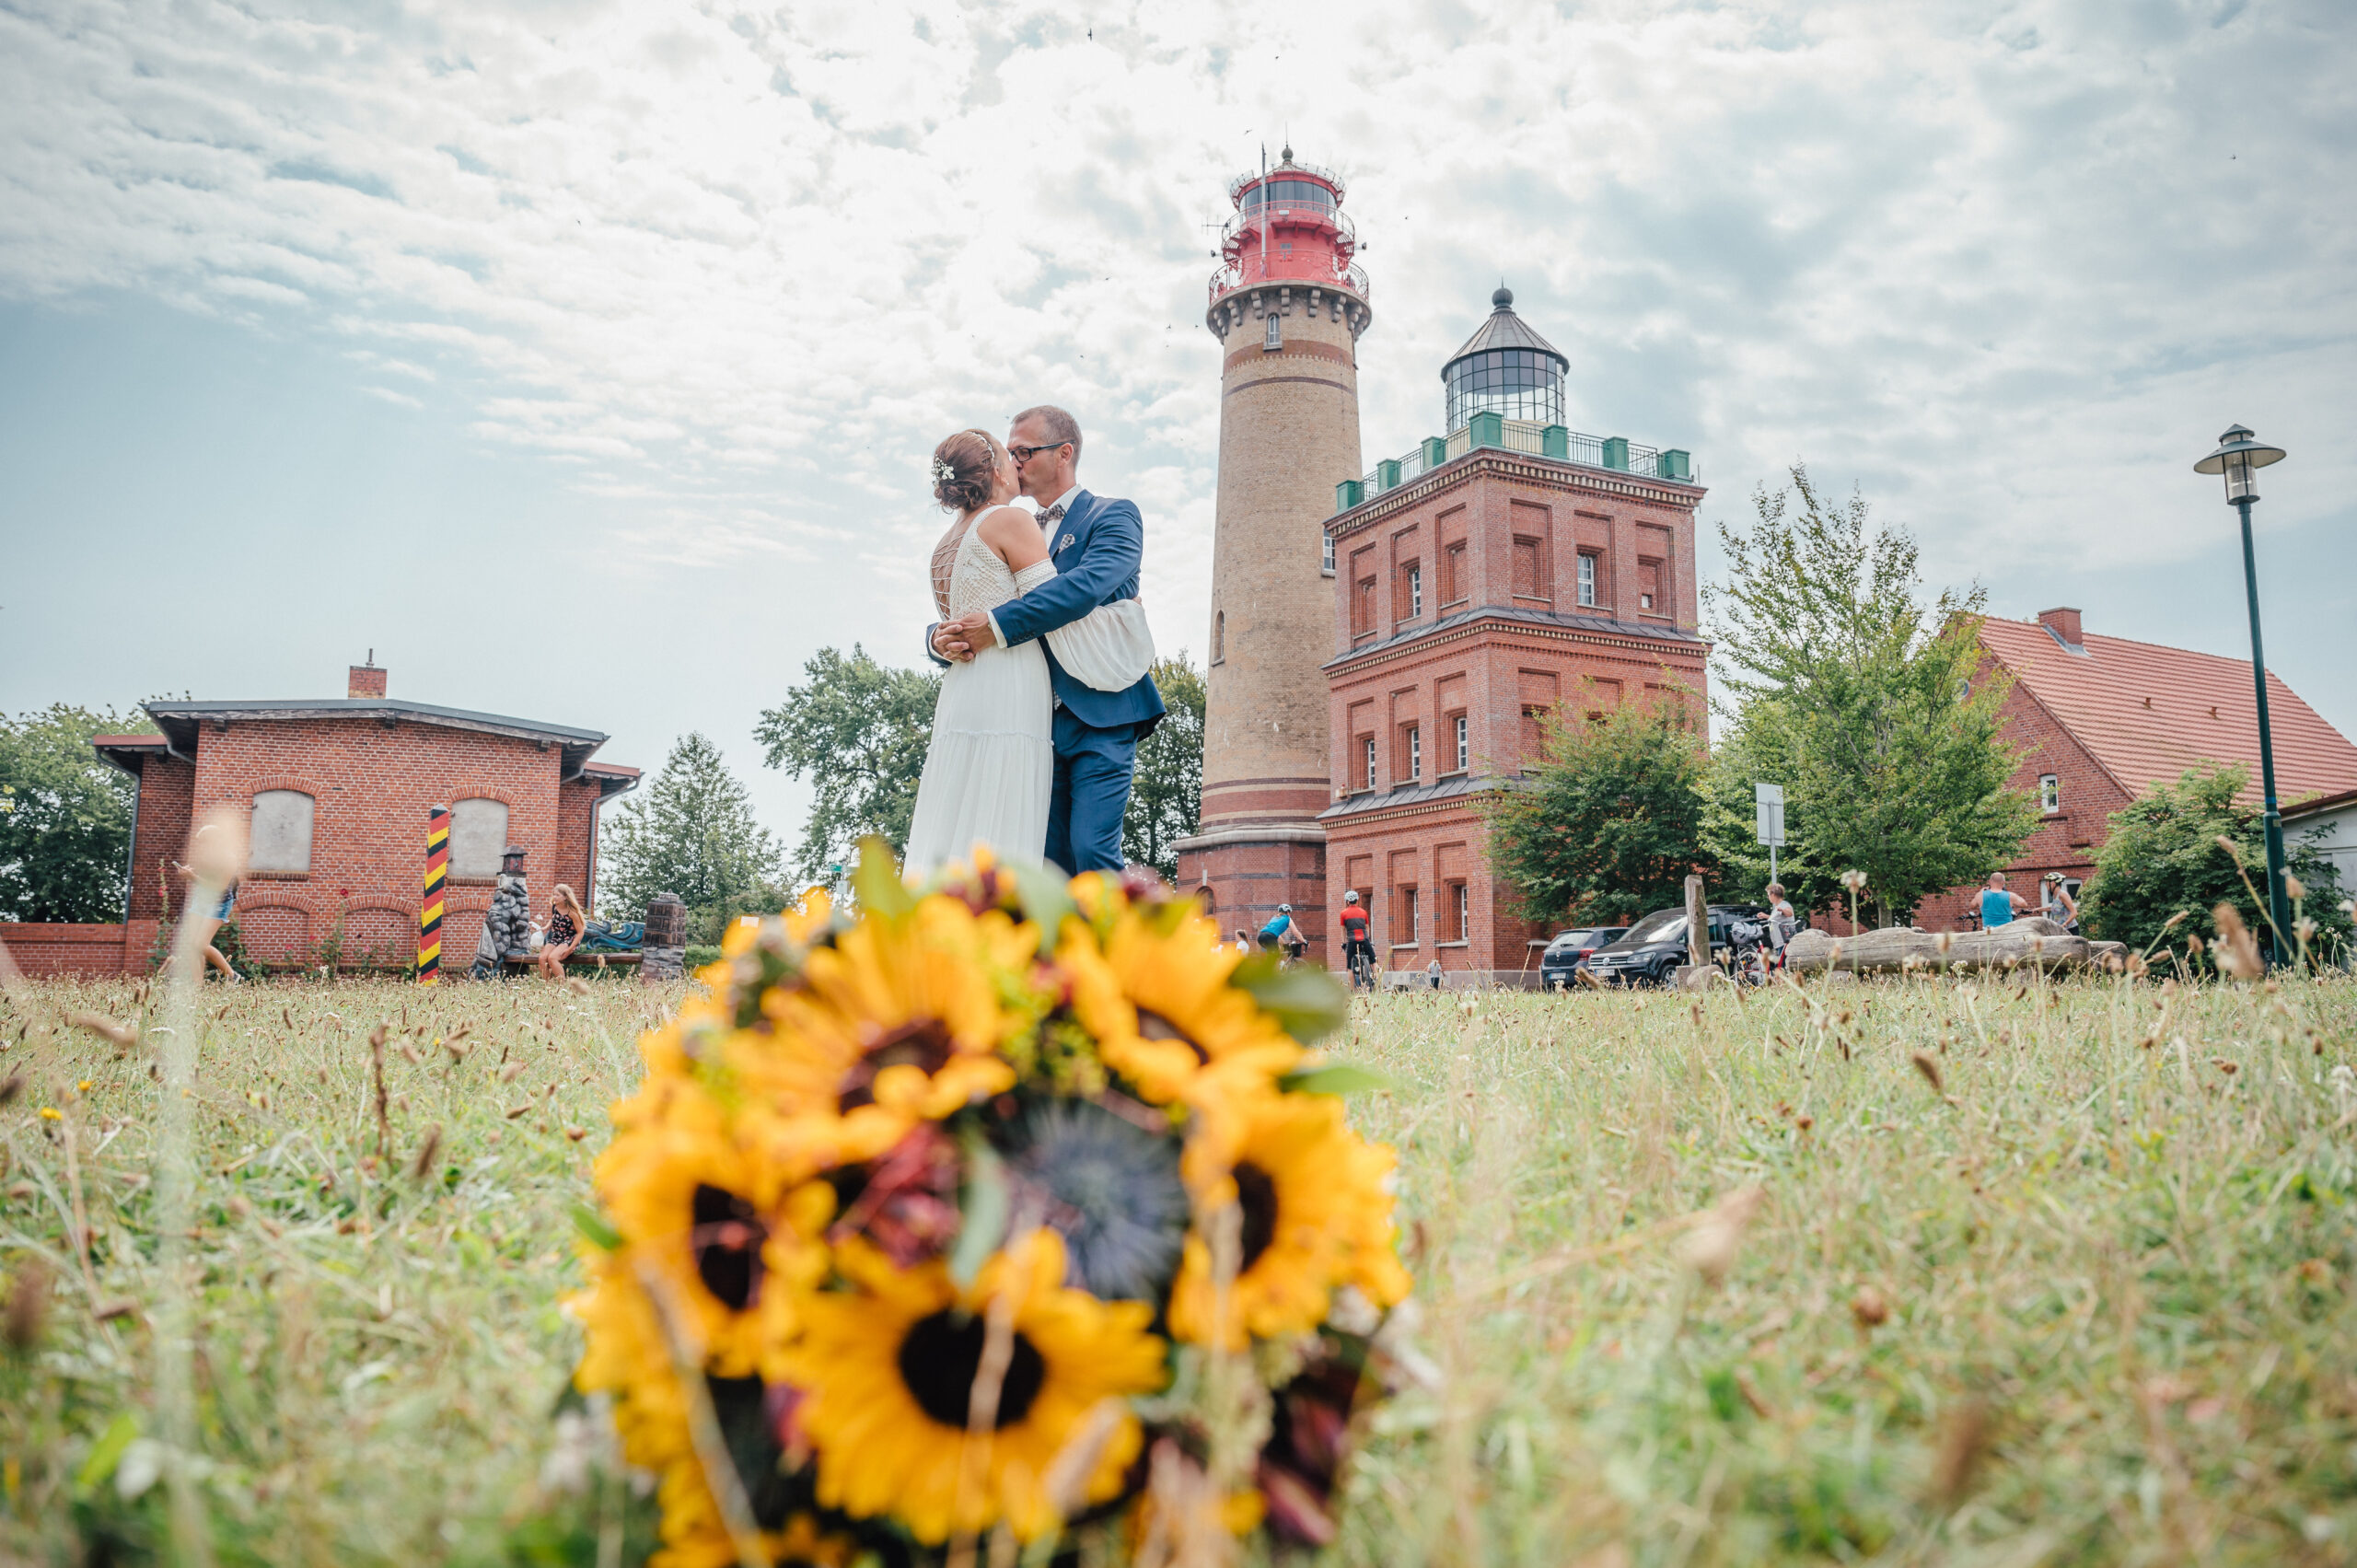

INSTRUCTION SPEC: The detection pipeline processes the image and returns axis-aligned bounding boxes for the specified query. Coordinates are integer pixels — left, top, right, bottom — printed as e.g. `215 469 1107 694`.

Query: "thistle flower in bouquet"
569 842 1415 1563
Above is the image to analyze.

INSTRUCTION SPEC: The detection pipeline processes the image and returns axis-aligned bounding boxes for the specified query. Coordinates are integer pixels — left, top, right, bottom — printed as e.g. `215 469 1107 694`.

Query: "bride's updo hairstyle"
931 429 1000 514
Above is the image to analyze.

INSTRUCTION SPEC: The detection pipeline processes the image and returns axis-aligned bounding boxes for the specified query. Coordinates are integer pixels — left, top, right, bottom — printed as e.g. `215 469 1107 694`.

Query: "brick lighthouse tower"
1172 148 1371 960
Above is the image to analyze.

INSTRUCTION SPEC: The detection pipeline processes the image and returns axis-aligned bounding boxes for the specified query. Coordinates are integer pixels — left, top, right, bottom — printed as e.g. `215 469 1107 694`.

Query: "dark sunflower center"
897 1310 1047 1430
691 1184 766 1310
839 1018 957 1111
1235 1161 1278 1273
1137 1008 1210 1065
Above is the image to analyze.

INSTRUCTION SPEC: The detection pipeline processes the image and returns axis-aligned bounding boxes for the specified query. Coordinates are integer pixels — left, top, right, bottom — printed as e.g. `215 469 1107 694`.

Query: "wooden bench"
497 950 643 975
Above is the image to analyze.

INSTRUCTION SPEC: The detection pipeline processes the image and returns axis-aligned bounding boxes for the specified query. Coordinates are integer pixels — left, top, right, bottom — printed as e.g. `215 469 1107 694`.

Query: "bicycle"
1347 940 1377 992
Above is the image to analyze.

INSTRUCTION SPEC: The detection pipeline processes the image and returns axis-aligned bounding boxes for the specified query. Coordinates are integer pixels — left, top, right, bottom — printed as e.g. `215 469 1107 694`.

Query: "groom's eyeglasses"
1007 441 1071 465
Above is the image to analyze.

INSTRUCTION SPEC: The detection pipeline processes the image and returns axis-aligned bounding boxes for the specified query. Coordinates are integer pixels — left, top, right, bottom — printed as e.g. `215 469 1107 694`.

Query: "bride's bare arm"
976 505 1050 571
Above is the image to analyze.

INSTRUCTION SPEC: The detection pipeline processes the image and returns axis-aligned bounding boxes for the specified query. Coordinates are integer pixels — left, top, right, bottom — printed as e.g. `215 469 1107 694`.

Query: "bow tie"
1037 504 1066 528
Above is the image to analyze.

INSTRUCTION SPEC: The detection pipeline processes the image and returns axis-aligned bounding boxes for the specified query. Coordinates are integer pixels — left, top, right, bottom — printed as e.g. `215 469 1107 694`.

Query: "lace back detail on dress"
946 519 1028 619
928 518 973 620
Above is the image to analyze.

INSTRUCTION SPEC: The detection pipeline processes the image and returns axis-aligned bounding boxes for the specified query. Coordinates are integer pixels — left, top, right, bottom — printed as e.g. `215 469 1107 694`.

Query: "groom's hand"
931 621 978 662
944 612 1000 652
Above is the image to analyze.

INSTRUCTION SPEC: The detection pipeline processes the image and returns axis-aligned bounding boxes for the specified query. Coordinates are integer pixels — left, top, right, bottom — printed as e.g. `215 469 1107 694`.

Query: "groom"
928 405 1165 875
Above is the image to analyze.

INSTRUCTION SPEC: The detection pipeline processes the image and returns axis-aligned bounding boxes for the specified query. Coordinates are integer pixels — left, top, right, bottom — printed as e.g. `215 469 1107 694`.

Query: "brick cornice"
1328 448 1705 540
1224 339 1354 375
1322 783 1505 831
1328 611 1713 679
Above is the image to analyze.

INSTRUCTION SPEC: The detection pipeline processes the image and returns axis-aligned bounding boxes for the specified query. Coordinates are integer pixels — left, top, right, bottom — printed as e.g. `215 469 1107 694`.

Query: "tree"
599 732 783 941
1484 691 1717 929
2079 763 2351 968
756 645 940 883
1701 466 2037 926
0 703 145 923
1124 654 1206 881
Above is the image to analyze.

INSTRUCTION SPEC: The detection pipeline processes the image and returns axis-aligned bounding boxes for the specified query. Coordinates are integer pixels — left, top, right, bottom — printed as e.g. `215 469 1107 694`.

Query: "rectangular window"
1407 726 1422 782
1400 887 1419 944
1512 538 1541 598
1442 543 1465 605
2039 773 2061 813
1353 575 1376 636
1453 714 1469 772
1578 552 1596 607
1638 557 1662 612
1321 532 1335 576
1404 563 1422 619
1363 736 1376 790
1452 881 1469 942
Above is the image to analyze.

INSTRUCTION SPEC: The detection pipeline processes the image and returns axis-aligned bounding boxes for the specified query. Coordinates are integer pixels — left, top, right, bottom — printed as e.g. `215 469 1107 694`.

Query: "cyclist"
1338 890 1376 989
1259 904 1307 963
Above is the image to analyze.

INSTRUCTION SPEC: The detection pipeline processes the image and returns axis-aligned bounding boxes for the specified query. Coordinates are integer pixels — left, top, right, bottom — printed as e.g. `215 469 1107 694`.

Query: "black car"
1581 903 1769 987
1538 926 1628 989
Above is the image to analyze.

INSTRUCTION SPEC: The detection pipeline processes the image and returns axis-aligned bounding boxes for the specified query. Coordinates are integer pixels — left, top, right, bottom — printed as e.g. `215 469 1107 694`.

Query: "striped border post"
420 805 449 985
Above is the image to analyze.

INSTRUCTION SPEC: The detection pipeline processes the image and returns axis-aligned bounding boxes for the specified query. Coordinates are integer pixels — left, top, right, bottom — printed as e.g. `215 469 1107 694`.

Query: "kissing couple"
906 405 1166 880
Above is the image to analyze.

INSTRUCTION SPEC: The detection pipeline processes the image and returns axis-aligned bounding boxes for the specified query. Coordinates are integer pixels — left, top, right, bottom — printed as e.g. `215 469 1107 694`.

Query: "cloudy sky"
4 0 2351 849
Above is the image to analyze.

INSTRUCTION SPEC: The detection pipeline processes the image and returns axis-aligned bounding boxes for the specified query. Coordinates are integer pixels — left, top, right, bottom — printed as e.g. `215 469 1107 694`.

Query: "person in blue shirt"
1979 871 2027 929
1258 904 1306 959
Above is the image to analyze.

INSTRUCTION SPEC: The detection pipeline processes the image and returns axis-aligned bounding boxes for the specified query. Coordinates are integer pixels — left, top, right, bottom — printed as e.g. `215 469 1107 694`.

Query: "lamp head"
2193 423 2286 504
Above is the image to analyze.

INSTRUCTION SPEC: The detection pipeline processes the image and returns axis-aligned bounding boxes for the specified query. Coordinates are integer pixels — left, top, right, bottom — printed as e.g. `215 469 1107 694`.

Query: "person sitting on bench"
537 884 588 979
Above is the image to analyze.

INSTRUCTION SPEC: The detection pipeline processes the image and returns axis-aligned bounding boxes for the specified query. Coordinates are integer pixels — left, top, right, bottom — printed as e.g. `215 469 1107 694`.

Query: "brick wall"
1919 656 2133 930
125 753 194 922
171 718 586 966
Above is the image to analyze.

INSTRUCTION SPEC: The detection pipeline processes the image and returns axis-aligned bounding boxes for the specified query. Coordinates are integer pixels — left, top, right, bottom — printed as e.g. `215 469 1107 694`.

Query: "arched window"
450 798 511 878
249 790 315 874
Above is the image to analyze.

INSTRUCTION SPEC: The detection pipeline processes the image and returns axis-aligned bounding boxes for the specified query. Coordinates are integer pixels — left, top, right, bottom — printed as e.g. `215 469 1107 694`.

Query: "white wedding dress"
903 510 1159 878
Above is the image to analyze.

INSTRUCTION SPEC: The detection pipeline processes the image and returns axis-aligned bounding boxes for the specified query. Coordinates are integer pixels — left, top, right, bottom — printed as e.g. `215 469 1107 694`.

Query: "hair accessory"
930 455 956 486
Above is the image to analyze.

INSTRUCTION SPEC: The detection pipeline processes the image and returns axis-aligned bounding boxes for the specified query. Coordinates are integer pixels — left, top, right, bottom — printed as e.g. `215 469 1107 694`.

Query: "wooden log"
1684 875 1709 970
1782 916 2098 974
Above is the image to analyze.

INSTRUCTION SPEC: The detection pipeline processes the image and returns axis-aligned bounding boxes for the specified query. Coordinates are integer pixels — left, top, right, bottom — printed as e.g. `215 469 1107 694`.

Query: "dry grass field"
1 965 2352 1566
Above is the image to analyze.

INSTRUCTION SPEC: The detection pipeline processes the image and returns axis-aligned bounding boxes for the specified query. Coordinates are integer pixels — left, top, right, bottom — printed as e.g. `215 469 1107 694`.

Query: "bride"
904 429 1153 877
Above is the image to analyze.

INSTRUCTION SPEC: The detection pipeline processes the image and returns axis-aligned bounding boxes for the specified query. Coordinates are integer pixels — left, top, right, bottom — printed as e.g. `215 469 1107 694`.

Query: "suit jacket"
926 489 1167 738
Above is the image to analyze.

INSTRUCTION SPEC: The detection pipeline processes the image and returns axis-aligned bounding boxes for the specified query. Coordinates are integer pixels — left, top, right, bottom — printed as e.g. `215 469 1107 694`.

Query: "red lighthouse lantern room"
1206 146 1371 344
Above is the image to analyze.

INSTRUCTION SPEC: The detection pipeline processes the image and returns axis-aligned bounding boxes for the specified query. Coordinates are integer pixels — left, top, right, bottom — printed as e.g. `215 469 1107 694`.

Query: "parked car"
1582 903 1769 987
1538 925 1629 989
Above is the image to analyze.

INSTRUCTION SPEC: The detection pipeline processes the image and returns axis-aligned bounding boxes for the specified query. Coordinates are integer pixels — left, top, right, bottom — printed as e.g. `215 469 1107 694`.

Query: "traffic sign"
1754 783 1785 847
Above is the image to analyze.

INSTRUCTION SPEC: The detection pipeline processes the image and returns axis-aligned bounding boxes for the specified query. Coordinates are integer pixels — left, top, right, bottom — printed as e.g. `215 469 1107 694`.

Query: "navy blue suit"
926 490 1166 874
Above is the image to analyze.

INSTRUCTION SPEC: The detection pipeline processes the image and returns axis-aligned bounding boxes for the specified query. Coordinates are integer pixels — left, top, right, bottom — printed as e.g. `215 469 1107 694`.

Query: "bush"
2081 763 2351 968
683 944 723 970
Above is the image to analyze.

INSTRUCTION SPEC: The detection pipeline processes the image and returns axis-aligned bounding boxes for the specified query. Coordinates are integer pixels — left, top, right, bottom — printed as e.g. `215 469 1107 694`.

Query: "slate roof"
1319 772 1498 822
1978 614 2357 806
115 700 617 783
1442 287 1569 373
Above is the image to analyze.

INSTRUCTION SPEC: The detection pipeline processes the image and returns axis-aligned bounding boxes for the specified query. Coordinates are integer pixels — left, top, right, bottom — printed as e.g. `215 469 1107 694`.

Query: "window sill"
1388 942 1422 951
1440 597 1469 611
449 875 500 887
243 869 311 881
1434 940 1469 949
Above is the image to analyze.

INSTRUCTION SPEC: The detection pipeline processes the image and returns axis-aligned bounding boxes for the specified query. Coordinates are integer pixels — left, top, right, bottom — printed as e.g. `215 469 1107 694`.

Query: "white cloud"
1 0 2351 728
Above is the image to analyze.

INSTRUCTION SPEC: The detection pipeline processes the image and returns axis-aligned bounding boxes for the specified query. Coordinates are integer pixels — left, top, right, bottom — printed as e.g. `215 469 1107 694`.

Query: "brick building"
2 662 636 976
1317 290 1706 981
1916 607 2357 929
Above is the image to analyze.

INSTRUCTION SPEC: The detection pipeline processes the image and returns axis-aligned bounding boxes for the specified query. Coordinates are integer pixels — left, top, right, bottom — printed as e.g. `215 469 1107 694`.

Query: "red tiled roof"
1978 615 2357 806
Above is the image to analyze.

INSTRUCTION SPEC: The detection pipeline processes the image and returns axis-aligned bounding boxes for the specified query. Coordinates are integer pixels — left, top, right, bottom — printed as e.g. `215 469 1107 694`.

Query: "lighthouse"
1172 147 1371 960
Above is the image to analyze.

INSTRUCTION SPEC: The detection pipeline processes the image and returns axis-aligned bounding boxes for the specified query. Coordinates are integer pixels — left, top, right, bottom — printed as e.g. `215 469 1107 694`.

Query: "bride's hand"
942 611 1000 652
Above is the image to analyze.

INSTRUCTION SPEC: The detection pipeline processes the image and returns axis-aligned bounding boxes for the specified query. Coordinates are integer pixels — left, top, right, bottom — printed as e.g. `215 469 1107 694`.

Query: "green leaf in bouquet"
853 836 915 919
949 1130 1009 1288
572 1203 623 1252
1006 857 1077 946
1278 1063 1398 1097
1229 952 1350 1044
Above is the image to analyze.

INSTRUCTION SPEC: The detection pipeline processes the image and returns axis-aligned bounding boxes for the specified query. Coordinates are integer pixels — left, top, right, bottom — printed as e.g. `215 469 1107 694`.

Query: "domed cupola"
1440 286 1568 433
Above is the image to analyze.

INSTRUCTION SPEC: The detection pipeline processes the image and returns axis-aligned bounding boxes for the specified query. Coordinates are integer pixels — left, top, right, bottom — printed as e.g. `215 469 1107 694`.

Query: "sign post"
1754 783 1786 886
420 806 449 985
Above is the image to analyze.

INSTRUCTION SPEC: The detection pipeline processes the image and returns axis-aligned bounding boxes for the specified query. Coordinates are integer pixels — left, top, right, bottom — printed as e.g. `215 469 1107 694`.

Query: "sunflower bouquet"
569 845 1413 1567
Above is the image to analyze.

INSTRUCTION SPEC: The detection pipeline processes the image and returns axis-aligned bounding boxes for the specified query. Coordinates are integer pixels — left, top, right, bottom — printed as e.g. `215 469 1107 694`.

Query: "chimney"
2037 607 2084 650
348 652 387 700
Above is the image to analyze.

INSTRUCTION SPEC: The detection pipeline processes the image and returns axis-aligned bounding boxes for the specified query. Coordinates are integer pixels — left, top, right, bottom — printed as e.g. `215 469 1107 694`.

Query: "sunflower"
1168 1089 1410 1348
592 1072 835 1376
1057 879 1302 1107
782 1230 1167 1544
729 893 1043 1166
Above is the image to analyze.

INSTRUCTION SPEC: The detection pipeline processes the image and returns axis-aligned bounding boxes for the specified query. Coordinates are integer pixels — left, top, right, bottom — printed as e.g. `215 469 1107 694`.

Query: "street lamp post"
2193 424 2291 961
